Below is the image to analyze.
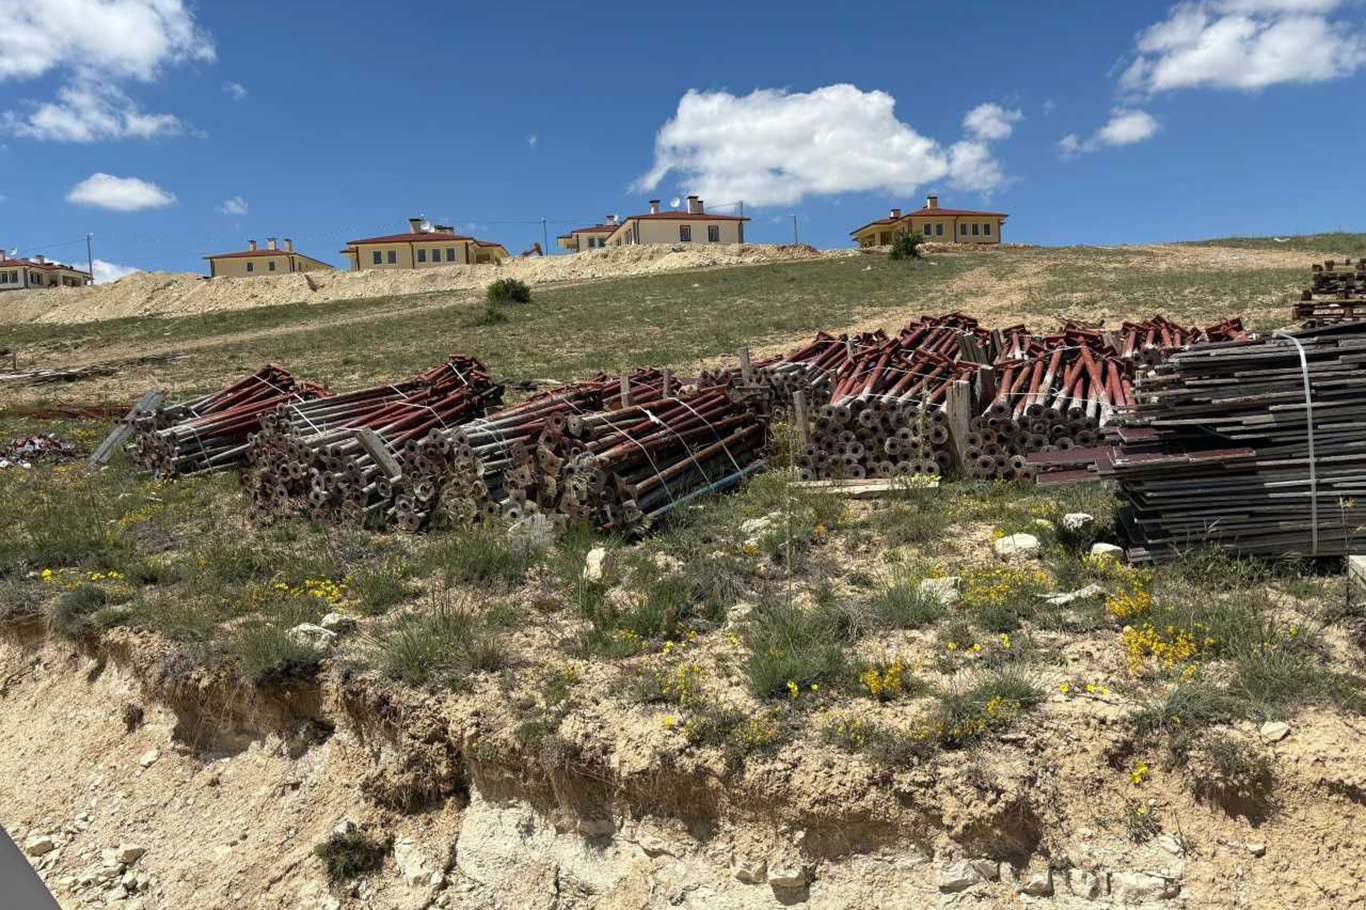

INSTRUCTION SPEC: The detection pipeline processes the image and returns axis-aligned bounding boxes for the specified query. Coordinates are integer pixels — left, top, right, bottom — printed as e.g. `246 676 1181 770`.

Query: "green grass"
741 597 854 699
313 831 389 883
1183 232 1366 254
372 596 506 688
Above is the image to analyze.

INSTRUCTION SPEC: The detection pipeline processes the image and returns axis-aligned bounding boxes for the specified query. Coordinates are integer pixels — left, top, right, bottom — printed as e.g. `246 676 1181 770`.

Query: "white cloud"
633 85 1015 206
1042 99 1057 115
223 81 247 101
217 196 248 216
92 259 140 284
0 0 212 143
3 80 184 142
0 0 214 82
1121 0 1366 93
1059 108 1161 157
66 173 176 211
962 103 1023 141
528 134 537 147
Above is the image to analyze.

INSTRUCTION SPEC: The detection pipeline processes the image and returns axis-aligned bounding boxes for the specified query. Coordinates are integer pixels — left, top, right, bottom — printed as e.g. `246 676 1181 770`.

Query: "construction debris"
1293 258 1366 326
1 434 78 469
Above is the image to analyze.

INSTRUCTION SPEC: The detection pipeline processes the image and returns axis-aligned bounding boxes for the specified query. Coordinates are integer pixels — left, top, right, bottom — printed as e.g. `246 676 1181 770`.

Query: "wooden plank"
356 428 403 481
89 389 164 465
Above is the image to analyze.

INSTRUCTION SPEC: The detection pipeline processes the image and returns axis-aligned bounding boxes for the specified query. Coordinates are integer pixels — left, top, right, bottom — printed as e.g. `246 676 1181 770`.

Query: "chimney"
687 195 702 215
926 194 939 210
266 237 277 251
284 238 294 252
649 199 661 215
34 254 46 264
890 207 902 219
248 239 257 251
408 217 424 233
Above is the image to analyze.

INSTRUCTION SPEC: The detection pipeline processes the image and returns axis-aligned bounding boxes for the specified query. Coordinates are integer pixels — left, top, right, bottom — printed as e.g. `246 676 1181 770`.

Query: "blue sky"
3 0 1364 280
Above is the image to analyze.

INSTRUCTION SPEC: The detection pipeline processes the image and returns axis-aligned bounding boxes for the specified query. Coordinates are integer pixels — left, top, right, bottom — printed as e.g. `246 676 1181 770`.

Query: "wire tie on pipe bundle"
644 407 717 488
1274 331 1320 556
660 396 747 476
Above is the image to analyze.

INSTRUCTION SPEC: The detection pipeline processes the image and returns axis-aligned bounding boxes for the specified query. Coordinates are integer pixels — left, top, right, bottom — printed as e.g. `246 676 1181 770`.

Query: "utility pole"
791 214 799 246
541 218 549 256
86 233 94 283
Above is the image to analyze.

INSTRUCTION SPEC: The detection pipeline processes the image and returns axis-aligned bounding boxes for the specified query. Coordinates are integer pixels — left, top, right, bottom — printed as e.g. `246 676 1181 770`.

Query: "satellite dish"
669 197 681 209
419 220 433 233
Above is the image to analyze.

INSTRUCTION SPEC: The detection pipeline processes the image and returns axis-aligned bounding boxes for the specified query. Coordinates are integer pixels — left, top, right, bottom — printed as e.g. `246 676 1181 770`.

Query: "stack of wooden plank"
1034 321 1366 560
1293 258 1366 325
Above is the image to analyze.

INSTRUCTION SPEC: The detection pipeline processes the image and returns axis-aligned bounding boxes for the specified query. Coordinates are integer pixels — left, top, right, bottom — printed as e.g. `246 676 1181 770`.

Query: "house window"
372 251 382 265
387 250 397 264
0 272 6 283
418 249 427 263
708 225 720 242
936 223 944 236
268 260 276 271
447 247 457 261
972 223 980 236
246 262 254 272
680 225 692 242
984 223 992 236
960 224 968 236
922 224 932 235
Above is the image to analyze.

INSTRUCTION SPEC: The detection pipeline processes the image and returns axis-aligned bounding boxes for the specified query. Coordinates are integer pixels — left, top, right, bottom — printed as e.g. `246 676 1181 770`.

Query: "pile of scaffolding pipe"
793 314 990 480
527 384 770 534
243 355 500 529
1116 315 1248 365
438 372 667 528
131 364 327 479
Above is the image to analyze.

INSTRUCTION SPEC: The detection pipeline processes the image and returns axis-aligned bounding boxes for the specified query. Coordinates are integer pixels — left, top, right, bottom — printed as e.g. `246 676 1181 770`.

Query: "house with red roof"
0 254 92 291
603 197 749 247
205 238 334 278
340 219 508 270
850 195 1008 247
557 217 621 253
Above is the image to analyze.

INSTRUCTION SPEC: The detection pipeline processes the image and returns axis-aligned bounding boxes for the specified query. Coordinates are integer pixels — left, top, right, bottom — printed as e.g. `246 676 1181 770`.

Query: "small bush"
374 598 505 688
486 277 532 304
347 558 415 616
887 231 924 261
230 619 324 686
1123 802 1161 844
742 598 853 699
0 579 42 627
1193 732 1274 803
313 831 389 883
931 669 1042 750
52 584 109 640
422 521 537 588
866 579 943 630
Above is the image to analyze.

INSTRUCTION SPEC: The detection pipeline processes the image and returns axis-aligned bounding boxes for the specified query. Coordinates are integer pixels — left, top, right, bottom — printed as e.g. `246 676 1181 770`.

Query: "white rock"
1090 542 1125 562
1110 871 1178 903
1018 869 1053 896
652 552 684 574
968 858 1000 882
918 576 961 606
138 750 160 769
391 838 431 887
583 547 608 582
1062 512 1095 531
23 834 56 857
1067 868 1104 899
1042 583 1105 606
766 859 807 890
116 845 146 865
319 899 341 910
731 854 767 884
286 623 337 650
994 533 1041 560
507 514 554 551
1260 721 1291 742
1246 843 1266 857
937 861 983 893
332 819 356 837
1157 834 1184 856
318 612 356 634
740 516 774 536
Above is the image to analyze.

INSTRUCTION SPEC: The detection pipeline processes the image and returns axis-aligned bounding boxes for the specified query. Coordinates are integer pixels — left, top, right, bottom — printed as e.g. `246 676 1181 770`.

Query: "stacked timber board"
1293 258 1366 326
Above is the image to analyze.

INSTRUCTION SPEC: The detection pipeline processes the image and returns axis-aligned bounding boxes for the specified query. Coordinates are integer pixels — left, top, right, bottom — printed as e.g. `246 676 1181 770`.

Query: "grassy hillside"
1182 232 1366 254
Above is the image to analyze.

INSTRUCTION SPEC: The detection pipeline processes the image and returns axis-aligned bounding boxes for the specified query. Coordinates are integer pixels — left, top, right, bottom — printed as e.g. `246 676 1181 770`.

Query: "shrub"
52 584 109 640
313 831 389 883
486 277 532 304
1192 732 1274 804
374 598 505 688
888 231 924 261
931 669 1042 750
866 579 943 630
741 598 853 699
230 619 324 686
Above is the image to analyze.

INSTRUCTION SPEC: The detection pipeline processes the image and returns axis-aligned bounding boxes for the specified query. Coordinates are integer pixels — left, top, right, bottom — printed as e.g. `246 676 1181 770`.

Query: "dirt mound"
2 244 849 326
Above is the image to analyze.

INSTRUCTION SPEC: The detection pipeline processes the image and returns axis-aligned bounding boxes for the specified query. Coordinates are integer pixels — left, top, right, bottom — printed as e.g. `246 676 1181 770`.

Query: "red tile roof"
346 231 473 245
473 239 507 250
0 257 90 276
558 223 619 239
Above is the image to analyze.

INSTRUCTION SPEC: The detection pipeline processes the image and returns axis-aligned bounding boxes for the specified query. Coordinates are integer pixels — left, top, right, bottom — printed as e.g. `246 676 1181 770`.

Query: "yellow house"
557 217 621 252
605 197 749 246
341 219 509 270
0 253 92 291
204 238 333 278
850 195 1008 247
